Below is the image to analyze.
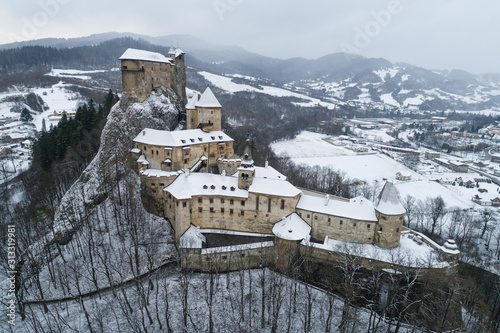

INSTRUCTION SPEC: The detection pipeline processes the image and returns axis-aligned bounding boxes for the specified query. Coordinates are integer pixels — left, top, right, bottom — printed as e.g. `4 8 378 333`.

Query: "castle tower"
374 182 405 248
187 87 221 132
237 140 255 190
119 48 186 106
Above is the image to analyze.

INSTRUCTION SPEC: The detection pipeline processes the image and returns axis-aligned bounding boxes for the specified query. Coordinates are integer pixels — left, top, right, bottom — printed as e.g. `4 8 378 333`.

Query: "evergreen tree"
20 108 33 122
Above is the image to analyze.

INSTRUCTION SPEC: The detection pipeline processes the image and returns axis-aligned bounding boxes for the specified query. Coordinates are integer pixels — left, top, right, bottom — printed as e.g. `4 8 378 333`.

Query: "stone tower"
374 182 405 248
186 87 222 132
119 48 186 105
237 140 255 190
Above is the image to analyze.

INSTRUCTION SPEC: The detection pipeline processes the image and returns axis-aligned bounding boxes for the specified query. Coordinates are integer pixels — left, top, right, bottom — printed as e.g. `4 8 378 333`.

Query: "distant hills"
1 32 500 113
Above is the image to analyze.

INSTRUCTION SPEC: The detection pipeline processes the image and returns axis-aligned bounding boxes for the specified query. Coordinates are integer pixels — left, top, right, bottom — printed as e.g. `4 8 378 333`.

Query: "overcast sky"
0 0 498 73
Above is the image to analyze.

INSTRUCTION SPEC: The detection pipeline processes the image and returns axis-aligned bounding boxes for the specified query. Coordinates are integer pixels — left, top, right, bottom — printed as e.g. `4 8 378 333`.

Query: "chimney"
324 194 330 206
265 160 269 168
143 130 146 136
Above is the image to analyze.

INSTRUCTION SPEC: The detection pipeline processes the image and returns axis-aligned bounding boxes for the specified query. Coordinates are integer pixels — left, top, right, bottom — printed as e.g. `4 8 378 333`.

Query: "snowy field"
199 71 339 109
271 131 356 158
292 153 422 184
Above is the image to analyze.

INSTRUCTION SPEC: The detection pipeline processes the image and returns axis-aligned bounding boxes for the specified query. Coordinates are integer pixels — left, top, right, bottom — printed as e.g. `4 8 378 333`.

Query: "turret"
374 182 405 248
187 87 222 131
237 140 255 190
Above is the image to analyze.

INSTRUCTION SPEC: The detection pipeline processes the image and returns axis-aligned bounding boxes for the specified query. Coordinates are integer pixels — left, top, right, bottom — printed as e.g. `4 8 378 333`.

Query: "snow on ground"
0 268 422 333
199 71 338 109
32 81 85 130
46 68 118 80
380 93 400 107
395 180 474 209
310 233 447 268
292 153 421 183
374 67 399 82
352 128 395 143
271 131 356 159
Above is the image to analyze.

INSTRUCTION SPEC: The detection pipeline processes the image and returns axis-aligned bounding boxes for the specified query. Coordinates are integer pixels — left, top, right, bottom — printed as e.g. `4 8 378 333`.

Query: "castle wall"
180 243 275 272
166 192 301 243
140 173 178 216
133 140 234 172
195 107 222 131
186 108 198 130
297 208 377 244
121 59 173 103
374 212 404 248
217 159 241 176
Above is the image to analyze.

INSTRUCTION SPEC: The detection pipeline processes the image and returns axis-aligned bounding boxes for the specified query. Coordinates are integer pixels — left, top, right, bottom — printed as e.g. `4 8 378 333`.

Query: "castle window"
210 198 214 203
190 139 194 143
152 190 157 193
203 185 208 189
219 146 224 150
210 185 215 189
156 150 159 155
240 253 245 258
221 208 224 213
280 199 285 210
166 151 170 156
184 159 188 164
222 185 227 190
230 186 235 191
299 213 302 217
198 207 202 213
307 214 310 218
241 200 245 206
218 136 223 140
151 150 154 155
256 197 259 210
328 218 331 222
122 65 127 69
221 198 225 203
191 119 194 122
314 216 318 220
166 162 171 167
241 210 245 216
396 228 400 233
340 220 343 225
205 147 207 151
198 198 202 203
268 198 271 212
211 111 213 114
230 199 234 204
379 227 383 231
382 216 387 220
182 202 187 208
367 224 371 229
184 150 189 156
230 209 233 215
151 183 156 186
198 138 203 142
210 207 214 213
160 183 164 187
144 146 146 150
211 136 215 140
181 140 186 144
353 222 357 227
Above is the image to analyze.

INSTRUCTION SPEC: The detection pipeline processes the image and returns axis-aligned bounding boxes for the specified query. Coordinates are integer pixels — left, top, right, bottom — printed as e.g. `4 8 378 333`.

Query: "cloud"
0 0 498 73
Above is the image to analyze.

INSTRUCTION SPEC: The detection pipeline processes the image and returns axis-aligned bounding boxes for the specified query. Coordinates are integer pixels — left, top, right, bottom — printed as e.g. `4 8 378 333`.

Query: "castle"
123 48 458 272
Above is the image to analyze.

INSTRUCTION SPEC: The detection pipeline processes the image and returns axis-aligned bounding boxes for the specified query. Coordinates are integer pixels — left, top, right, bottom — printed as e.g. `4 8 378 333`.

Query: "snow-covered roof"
272 213 311 241
296 194 378 222
248 177 301 197
180 225 206 248
130 147 141 153
119 48 173 64
374 182 406 215
137 155 149 165
139 168 181 178
133 128 233 147
164 172 248 200
185 93 199 110
165 171 300 200
231 165 287 181
174 48 184 58
195 87 221 108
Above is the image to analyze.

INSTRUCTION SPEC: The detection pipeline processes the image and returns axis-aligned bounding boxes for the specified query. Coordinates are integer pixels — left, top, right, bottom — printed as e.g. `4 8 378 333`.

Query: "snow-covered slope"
20 89 181 303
